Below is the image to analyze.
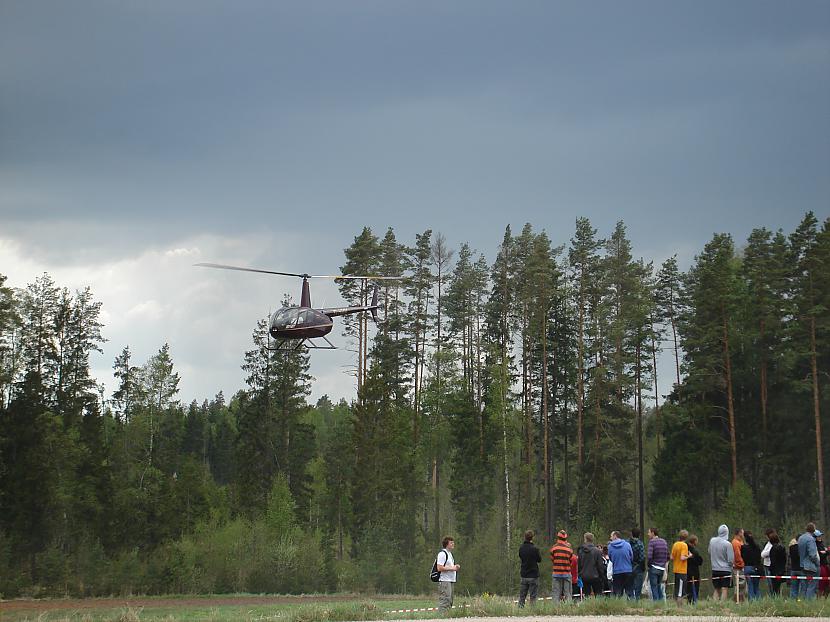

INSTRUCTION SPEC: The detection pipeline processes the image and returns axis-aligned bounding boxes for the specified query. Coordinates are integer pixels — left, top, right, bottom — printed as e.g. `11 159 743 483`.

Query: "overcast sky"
2 1 828 405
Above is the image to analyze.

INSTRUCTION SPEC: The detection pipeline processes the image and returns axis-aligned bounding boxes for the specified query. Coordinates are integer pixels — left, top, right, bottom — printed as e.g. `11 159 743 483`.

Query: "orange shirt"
732 538 745 569
671 541 689 574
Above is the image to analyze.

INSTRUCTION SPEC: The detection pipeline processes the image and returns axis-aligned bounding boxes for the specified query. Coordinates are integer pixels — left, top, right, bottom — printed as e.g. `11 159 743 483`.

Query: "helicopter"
195 262 396 351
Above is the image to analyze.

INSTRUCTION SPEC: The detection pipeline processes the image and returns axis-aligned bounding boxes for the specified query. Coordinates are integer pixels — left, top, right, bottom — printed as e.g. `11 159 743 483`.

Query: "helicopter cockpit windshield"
272 307 303 329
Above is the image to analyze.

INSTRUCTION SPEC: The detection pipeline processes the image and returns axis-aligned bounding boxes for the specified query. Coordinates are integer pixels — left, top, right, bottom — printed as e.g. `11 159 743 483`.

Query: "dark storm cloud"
2 0 828 403
1 0 828 258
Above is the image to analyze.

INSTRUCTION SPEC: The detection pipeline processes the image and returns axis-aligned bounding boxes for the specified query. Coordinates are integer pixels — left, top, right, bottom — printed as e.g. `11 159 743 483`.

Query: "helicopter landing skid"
268 336 337 351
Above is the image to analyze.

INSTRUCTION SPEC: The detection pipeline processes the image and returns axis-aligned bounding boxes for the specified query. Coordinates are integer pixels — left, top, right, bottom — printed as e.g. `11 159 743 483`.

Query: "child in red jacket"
571 553 582 599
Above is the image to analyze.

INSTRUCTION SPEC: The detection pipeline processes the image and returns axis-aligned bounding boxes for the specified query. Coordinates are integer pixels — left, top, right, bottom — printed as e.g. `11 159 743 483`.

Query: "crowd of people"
432 522 830 611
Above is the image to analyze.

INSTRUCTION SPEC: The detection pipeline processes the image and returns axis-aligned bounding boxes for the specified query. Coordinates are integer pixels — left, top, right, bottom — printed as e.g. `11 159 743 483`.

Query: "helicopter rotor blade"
322 275 402 280
195 263 403 281
194 263 310 278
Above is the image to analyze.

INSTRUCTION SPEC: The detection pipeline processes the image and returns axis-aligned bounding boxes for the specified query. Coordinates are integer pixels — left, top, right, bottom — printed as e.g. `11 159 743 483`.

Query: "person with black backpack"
434 536 460 613
518 529 542 606
629 528 646 600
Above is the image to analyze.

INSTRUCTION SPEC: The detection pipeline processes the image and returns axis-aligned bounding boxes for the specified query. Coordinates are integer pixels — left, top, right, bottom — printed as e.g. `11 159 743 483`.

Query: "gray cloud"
1 0 827 402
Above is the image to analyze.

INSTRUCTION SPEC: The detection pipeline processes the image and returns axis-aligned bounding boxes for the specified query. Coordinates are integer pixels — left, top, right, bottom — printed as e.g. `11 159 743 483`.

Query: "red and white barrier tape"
385 603 470 614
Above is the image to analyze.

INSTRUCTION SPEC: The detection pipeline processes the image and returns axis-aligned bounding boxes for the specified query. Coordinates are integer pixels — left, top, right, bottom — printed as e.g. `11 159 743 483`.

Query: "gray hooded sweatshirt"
709 524 735 572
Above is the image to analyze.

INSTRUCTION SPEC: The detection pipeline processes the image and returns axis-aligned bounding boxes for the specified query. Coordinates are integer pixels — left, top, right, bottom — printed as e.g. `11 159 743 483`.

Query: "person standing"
571 552 581 599
741 531 762 600
686 534 704 604
518 530 542 607
798 523 820 599
436 536 460 613
629 528 646 600
670 530 691 603
550 529 574 603
601 545 612 595
761 528 776 593
732 528 746 600
766 532 787 596
709 524 735 600
608 531 633 598
647 527 669 601
577 532 606 597
789 536 802 599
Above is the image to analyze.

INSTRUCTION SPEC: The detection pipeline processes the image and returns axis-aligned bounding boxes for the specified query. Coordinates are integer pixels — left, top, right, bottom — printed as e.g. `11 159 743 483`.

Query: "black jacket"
741 542 762 567
519 541 542 578
770 543 787 575
577 543 605 581
789 542 801 572
687 545 704 577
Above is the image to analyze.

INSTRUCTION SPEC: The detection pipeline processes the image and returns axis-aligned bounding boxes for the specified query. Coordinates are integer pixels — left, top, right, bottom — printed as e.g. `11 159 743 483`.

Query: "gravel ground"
429 618 820 622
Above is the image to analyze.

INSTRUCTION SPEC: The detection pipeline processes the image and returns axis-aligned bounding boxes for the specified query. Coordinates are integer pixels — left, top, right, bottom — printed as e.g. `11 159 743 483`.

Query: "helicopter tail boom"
320 286 381 321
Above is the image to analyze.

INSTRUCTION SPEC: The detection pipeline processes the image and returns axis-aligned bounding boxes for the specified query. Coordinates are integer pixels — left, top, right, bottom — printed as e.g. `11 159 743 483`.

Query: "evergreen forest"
0 213 828 597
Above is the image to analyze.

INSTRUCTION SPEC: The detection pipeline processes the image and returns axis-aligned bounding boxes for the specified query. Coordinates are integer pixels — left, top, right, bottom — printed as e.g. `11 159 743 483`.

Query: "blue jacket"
608 538 633 574
798 532 820 573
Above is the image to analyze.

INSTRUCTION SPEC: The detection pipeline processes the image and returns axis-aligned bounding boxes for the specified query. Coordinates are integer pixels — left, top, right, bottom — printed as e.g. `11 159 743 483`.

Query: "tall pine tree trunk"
636 338 645 535
523 309 533 506
722 305 738 486
542 307 551 540
670 299 680 386
651 315 661 452
760 318 768 452
577 293 585 467
810 315 827 524
413 292 422 443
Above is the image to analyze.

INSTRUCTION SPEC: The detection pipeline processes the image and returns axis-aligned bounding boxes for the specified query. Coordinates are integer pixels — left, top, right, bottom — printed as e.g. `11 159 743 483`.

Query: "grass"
2 593 829 621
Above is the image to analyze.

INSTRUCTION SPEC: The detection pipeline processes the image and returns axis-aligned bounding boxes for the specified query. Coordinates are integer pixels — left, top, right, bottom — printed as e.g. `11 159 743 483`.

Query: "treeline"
0 213 827 597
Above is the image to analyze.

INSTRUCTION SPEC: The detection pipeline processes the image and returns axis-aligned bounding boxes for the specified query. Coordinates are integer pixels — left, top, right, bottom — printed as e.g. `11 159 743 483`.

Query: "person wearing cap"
550 529 574 602
798 523 820 599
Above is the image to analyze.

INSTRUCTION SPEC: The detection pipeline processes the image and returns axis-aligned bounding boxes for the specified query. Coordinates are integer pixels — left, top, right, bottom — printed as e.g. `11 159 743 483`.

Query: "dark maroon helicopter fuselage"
269 307 334 340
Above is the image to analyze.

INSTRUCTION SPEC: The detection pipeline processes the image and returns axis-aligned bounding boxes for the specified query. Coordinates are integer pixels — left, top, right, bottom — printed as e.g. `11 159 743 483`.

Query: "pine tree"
112 346 140 423
680 234 743 487
134 343 181 488
525 230 561 537
789 212 828 523
568 218 601 471
237 311 313 517
349 364 416 551
483 226 515 552
406 230 433 441
339 227 381 393
0 273 21 408
657 256 683 387
19 273 60 398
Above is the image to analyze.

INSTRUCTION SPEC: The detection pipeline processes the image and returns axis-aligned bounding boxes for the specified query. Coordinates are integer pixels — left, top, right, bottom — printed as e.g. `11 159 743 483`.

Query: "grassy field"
2 594 829 621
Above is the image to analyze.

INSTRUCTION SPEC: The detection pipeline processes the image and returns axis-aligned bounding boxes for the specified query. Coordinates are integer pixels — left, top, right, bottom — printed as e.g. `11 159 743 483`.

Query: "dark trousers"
612 572 632 598
687 573 700 603
631 568 644 599
518 577 538 607
583 577 603 596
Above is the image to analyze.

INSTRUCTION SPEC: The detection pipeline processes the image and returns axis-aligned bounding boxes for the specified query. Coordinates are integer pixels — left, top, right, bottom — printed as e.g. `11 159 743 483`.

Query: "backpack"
430 549 448 582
